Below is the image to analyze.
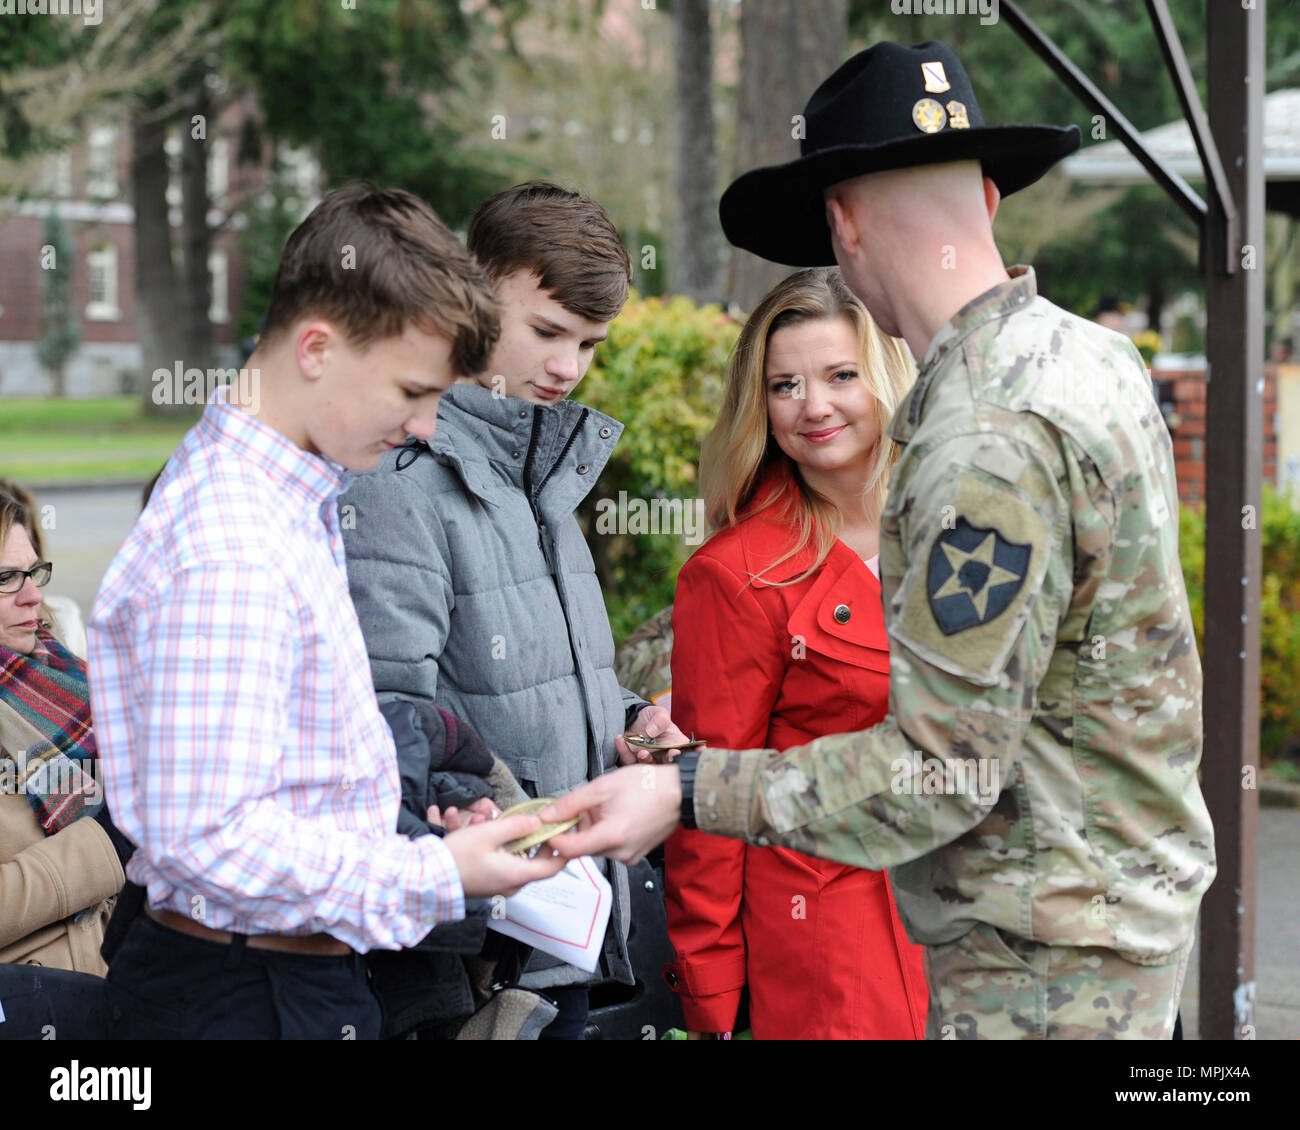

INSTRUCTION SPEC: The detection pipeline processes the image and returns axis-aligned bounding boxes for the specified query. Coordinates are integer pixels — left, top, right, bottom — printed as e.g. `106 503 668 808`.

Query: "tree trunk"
133 94 189 416
181 65 215 378
672 0 722 304
726 0 847 313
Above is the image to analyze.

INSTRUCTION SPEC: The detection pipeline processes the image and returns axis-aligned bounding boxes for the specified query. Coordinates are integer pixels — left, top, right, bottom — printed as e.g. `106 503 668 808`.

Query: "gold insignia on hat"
922 61 951 94
912 98 947 135
946 100 971 129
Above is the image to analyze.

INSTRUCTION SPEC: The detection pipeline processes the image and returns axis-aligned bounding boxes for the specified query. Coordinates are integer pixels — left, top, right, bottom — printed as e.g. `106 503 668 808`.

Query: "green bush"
1180 484 1300 764
577 292 740 642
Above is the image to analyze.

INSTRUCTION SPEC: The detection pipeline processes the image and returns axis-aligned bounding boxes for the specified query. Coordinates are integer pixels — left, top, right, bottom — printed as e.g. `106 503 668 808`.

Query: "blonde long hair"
700 268 915 585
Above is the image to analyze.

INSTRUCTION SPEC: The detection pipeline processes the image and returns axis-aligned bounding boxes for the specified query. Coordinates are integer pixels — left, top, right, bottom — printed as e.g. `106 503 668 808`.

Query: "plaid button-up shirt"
88 387 464 951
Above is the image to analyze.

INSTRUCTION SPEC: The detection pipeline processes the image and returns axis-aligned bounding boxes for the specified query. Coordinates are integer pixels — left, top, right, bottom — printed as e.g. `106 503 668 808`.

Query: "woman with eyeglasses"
0 489 126 1037
0 478 86 658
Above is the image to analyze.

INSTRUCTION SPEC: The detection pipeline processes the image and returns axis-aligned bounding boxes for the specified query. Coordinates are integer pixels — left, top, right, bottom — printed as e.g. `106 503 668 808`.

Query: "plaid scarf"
0 628 102 834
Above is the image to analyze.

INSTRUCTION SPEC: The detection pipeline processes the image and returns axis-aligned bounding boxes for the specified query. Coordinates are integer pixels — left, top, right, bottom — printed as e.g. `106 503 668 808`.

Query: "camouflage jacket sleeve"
691 432 1073 870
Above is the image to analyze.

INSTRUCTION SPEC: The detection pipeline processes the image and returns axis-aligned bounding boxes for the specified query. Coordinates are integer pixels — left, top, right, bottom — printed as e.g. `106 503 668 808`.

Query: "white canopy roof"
1063 88 1300 182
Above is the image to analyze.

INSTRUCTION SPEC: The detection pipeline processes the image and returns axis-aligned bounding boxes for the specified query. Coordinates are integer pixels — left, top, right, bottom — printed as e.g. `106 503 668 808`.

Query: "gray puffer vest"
340 382 647 990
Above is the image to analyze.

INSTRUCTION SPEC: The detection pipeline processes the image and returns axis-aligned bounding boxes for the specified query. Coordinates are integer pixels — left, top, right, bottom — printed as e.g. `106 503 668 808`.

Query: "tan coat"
0 701 124 974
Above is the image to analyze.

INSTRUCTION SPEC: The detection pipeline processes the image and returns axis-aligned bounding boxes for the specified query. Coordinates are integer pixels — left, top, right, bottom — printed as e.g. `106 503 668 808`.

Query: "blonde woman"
663 268 928 1039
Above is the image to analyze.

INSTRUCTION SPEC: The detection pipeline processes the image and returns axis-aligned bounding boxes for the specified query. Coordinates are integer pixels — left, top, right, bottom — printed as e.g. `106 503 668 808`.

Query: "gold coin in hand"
623 732 706 763
498 798 581 854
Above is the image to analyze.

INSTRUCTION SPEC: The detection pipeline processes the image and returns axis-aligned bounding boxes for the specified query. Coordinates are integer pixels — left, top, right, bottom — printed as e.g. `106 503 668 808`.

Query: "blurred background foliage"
577 293 739 641
6 0 1298 341
1179 487 1300 772
220 0 525 227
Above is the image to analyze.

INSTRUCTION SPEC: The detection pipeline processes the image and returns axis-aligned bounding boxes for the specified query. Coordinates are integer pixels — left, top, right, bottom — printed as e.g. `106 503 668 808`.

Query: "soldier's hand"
540 765 681 865
616 705 693 765
443 813 566 897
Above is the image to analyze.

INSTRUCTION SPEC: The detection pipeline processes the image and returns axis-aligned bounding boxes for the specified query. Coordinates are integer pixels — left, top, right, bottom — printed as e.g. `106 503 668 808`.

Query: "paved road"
25 484 1300 1041
31 484 146 618
1182 807 1300 1040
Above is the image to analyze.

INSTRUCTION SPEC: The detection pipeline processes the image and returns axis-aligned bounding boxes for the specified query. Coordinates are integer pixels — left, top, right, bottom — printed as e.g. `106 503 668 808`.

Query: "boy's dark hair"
467 182 632 323
260 183 500 376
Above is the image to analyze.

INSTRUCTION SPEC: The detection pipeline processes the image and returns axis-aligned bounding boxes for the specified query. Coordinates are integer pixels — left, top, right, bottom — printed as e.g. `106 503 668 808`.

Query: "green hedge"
1180 485 1300 766
577 293 739 642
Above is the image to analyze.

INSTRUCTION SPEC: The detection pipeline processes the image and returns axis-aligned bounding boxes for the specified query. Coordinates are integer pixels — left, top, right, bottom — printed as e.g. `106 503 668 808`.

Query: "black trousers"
0 964 114 1040
107 912 383 1040
538 985 589 1041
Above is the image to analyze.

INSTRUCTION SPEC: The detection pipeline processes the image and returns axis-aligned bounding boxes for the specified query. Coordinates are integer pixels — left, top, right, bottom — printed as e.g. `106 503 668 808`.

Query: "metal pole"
1144 0 1239 274
1199 0 1264 1042
999 0 1206 227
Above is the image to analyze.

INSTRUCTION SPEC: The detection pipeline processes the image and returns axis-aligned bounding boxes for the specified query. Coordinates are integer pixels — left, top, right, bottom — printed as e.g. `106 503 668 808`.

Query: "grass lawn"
0 396 197 486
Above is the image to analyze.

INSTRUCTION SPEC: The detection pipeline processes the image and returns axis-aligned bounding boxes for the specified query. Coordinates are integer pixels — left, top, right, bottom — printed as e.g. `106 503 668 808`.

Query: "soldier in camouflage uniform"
613 605 675 709
544 41 1215 1039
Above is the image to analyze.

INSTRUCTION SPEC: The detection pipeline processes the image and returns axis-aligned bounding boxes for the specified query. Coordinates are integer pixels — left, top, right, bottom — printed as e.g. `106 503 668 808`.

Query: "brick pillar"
1162 365 1278 506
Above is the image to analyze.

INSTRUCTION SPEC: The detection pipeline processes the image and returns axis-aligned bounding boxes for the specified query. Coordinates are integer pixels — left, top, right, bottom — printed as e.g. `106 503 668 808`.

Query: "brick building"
0 98 316 398
1155 365 1284 505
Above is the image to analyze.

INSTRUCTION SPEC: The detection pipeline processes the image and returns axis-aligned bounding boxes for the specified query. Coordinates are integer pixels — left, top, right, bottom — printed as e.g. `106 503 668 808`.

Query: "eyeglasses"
0 561 53 594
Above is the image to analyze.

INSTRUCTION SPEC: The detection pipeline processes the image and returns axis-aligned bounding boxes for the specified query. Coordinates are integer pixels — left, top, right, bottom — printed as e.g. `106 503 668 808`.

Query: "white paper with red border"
485 855 612 973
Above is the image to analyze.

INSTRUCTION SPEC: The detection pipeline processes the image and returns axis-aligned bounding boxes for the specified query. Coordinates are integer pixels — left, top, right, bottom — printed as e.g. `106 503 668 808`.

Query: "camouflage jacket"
614 605 674 707
693 267 1215 964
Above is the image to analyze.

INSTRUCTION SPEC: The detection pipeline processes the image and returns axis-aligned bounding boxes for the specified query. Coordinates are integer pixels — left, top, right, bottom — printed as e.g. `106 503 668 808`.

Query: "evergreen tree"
36 211 79 399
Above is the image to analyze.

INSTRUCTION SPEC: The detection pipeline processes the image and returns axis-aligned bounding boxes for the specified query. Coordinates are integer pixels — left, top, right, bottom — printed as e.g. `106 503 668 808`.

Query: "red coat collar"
735 465 819 583
732 466 890 666
786 548 889 669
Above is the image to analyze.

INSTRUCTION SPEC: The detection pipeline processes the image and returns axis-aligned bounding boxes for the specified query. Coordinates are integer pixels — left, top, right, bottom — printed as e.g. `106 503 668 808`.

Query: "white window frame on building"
165 130 230 207
85 243 122 321
209 249 229 323
46 150 73 198
164 126 182 207
279 144 323 212
86 125 118 199
208 137 229 203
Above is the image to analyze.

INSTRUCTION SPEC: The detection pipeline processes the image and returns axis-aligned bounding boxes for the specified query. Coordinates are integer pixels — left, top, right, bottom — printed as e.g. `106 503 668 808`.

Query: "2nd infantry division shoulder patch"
890 463 1053 686
927 517 1031 635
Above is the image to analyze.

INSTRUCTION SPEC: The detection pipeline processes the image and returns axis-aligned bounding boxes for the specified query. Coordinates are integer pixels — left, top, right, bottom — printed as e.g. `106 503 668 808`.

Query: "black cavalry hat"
719 40 1081 267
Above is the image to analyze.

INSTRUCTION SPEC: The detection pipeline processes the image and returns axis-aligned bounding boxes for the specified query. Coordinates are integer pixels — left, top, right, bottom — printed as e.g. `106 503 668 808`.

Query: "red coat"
664 479 929 1039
